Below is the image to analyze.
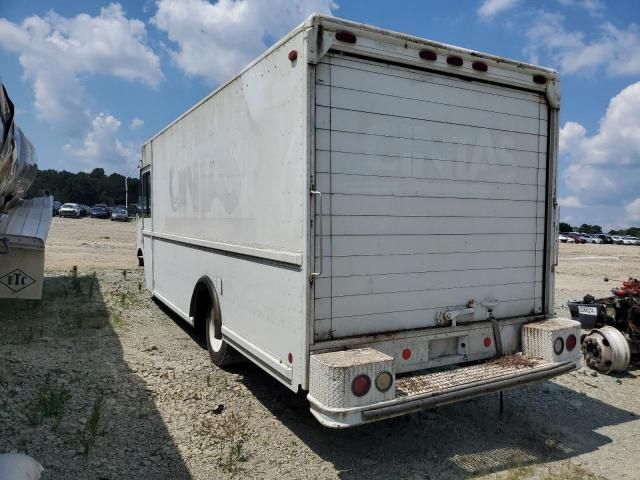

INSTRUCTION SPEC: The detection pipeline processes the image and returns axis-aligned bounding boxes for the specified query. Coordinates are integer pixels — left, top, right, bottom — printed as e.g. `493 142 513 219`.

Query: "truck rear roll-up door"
313 53 549 341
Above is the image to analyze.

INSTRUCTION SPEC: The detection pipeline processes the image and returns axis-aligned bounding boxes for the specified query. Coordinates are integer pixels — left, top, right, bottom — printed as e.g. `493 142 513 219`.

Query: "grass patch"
26 375 71 426
82 395 106 456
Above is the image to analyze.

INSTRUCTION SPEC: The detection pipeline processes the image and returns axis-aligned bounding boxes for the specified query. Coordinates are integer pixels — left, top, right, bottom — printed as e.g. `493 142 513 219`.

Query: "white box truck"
137 15 581 427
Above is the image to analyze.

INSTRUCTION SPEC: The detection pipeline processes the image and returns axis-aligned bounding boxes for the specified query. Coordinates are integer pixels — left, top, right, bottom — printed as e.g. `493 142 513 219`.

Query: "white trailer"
138 15 581 427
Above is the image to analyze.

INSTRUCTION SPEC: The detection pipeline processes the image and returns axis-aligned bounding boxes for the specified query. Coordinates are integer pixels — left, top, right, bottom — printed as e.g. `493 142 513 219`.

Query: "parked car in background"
58 203 82 218
558 234 575 243
110 207 129 222
582 234 603 244
90 206 110 219
567 232 586 244
611 235 624 244
622 236 640 245
52 200 61 216
597 234 613 244
94 203 111 214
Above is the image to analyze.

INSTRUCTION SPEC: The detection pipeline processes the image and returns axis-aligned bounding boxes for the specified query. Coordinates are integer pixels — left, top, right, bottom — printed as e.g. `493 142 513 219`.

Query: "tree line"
559 222 640 237
27 168 139 206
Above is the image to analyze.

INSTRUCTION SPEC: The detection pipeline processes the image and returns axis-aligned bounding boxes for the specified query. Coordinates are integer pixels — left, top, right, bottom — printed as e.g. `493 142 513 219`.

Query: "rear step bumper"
308 357 577 428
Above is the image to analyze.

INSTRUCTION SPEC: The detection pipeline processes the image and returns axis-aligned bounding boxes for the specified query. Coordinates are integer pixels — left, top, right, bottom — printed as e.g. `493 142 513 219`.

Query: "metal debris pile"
568 277 640 373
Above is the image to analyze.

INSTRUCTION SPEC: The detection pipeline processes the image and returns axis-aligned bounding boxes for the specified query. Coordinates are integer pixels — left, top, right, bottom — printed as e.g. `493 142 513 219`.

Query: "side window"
141 170 151 217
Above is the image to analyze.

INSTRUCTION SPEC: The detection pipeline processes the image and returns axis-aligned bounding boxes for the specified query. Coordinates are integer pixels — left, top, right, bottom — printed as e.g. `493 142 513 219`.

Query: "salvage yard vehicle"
0 82 52 300
568 278 640 373
58 203 82 218
559 234 575 243
622 236 639 246
90 206 110 219
137 15 581 427
110 207 129 222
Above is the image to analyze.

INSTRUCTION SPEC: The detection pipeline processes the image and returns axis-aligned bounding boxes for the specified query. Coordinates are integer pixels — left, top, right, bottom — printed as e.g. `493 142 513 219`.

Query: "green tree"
559 222 572 233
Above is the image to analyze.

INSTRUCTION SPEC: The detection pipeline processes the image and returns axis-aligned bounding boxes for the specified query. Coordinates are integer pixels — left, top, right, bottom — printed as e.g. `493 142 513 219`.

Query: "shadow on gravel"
0 271 191 480
236 360 638 479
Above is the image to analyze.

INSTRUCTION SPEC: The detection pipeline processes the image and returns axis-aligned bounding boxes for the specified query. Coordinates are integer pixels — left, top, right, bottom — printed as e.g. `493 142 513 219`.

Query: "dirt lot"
1 218 638 479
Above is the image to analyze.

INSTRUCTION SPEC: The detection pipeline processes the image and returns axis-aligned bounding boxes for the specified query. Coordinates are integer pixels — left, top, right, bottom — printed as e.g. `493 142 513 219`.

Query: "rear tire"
203 290 236 367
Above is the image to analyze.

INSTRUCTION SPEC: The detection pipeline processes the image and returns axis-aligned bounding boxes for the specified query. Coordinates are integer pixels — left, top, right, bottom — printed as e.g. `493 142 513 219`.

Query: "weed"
543 462 604 480
500 466 533 480
88 272 97 300
26 376 71 425
110 310 125 328
122 269 127 280
206 374 212 387
217 411 250 472
70 266 81 294
82 396 105 456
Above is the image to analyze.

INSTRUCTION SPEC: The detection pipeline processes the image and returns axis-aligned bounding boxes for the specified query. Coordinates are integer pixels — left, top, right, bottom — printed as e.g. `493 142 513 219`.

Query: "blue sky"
0 0 639 229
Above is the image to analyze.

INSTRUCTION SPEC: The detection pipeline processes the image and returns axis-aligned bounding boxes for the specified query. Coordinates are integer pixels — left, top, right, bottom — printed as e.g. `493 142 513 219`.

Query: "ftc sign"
0 269 36 293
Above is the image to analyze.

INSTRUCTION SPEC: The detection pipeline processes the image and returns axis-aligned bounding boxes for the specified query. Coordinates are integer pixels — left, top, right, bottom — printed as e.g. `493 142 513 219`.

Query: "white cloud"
560 82 640 226
130 118 145 130
63 113 137 172
151 0 335 84
557 0 605 17
0 4 163 134
525 12 640 76
626 198 640 222
558 196 584 208
561 81 640 166
478 0 520 19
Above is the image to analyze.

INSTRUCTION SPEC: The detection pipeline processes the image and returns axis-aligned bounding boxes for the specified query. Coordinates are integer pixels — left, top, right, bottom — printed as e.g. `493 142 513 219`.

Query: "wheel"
204 290 237 366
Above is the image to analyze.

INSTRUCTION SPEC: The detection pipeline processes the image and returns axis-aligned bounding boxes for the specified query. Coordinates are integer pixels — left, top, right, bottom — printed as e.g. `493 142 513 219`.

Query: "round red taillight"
419 49 437 61
566 334 577 352
352 374 371 397
401 348 412 360
336 31 357 44
447 55 463 66
483 337 492 348
288 50 298 62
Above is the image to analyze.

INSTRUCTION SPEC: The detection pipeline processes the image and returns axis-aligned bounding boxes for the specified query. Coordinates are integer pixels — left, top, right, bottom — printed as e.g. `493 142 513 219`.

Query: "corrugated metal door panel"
314 54 548 341
315 267 543 299
316 58 546 109
315 232 545 256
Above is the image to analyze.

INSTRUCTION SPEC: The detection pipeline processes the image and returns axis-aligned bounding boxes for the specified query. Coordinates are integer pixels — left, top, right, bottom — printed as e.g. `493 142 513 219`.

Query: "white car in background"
622 236 639 245
58 203 82 218
558 234 575 243
611 235 624 244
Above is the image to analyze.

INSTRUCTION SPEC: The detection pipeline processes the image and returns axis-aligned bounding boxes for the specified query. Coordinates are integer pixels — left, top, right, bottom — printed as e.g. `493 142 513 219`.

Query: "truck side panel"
144 31 311 389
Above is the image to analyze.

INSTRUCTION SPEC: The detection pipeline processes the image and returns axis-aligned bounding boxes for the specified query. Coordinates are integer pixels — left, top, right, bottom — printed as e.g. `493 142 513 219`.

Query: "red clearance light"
533 74 547 84
401 348 412 360
352 374 371 397
566 334 577 352
335 31 356 44
483 337 492 348
419 49 437 61
447 55 463 66
472 61 488 72
288 50 298 62
287 352 293 363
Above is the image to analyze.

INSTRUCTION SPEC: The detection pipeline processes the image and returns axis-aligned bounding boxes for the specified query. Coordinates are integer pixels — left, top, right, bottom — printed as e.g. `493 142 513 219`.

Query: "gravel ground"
0 220 638 479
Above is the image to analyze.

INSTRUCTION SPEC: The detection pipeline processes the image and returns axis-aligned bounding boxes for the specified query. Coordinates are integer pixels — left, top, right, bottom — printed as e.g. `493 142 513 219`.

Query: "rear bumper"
308 358 576 428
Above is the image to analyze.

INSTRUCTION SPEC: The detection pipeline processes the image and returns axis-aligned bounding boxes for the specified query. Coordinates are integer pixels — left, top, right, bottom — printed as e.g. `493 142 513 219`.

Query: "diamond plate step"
395 355 552 398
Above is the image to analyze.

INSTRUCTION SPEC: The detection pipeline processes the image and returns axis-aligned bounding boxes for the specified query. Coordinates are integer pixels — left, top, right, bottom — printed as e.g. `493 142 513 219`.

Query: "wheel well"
190 278 216 338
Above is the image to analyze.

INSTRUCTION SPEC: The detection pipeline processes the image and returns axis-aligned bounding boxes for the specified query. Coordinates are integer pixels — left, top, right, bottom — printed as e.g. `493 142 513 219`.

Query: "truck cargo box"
138 15 577 427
